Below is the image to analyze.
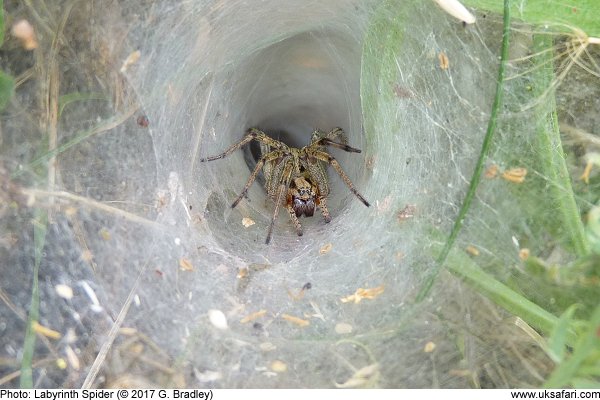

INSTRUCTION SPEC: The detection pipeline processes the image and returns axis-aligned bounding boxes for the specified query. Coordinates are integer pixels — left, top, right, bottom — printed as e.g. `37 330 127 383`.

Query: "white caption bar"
0 389 599 400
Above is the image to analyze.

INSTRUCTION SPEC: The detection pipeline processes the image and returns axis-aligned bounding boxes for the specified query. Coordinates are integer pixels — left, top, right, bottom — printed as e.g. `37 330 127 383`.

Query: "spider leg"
266 160 294 244
310 150 370 207
314 137 362 153
310 129 360 154
200 132 255 162
310 127 353 151
318 196 332 223
200 128 285 162
326 127 349 145
286 204 303 236
231 150 283 208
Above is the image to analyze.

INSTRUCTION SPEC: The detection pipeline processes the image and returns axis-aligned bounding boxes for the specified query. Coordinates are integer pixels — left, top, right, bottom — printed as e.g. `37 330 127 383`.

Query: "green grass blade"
462 0 600 38
58 92 107 118
587 205 600 254
444 244 565 341
12 106 136 178
20 209 48 388
530 33 589 257
571 378 600 389
416 0 512 301
548 304 579 363
0 70 15 111
0 0 4 46
360 0 408 145
544 303 600 388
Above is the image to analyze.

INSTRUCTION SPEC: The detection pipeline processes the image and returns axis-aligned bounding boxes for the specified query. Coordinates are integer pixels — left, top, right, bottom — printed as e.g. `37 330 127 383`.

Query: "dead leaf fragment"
65 345 80 370
240 309 267 324
270 360 287 373
32 321 61 340
194 369 223 383
519 248 530 261
242 217 255 228
179 258 194 271
119 327 138 336
319 243 333 255
81 249 94 262
484 164 499 179
465 245 479 256
341 285 385 304
438 52 449 70
335 364 380 388
260 342 277 352
335 323 353 334
424 341 436 353
120 50 141 73
11 20 38 50
449 369 475 378
282 313 310 327
397 204 416 222
502 167 527 183
580 158 596 184
99 228 111 241
237 267 249 279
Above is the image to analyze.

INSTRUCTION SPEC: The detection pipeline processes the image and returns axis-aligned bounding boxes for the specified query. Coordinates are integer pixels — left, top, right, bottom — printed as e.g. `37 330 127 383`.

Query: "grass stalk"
19 210 48 388
531 34 589 256
417 0 512 301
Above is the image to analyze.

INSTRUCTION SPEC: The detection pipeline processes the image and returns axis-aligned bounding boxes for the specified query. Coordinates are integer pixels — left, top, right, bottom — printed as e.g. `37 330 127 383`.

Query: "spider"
200 127 370 244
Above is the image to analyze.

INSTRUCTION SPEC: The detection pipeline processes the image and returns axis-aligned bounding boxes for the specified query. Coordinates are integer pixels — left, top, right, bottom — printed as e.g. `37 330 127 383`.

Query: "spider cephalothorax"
200 127 370 244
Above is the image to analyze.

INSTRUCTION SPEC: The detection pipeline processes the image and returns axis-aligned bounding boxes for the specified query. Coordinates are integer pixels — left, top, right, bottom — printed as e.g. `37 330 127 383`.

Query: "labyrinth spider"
200 128 370 244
